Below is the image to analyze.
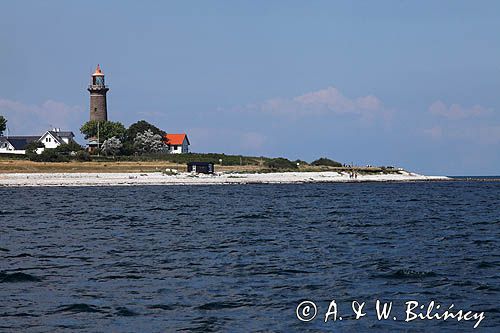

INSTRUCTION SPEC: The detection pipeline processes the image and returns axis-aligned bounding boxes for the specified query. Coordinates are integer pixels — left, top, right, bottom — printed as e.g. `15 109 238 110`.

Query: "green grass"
0 153 29 160
90 153 270 166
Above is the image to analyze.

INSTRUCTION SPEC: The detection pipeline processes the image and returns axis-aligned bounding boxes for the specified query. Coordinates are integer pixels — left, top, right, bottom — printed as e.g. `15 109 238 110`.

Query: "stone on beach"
0 171 448 187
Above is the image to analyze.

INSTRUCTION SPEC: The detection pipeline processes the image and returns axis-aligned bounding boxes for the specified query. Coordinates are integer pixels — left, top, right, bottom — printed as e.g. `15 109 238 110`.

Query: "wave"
377 269 437 279
147 304 174 310
477 261 498 269
9 253 32 258
115 306 139 316
197 302 250 310
54 303 103 313
90 274 144 281
197 301 249 310
0 272 41 283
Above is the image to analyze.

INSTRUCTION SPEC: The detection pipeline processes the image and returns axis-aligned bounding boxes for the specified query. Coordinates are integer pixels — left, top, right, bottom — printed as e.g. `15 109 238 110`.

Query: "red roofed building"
163 133 190 154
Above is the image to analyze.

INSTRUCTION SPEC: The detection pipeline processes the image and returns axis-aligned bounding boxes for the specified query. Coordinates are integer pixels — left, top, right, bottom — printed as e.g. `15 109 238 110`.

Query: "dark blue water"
1 182 499 332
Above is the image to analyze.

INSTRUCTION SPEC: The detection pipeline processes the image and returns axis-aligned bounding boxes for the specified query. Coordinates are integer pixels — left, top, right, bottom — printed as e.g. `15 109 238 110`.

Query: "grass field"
0 159 267 173
0 155 399 174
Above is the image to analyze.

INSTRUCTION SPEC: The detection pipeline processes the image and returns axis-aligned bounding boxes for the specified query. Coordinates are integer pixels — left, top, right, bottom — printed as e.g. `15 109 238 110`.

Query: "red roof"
164 133 189 145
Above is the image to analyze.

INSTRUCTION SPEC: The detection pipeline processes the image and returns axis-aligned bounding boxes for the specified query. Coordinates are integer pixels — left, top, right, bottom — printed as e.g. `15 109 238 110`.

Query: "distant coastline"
448 176 500 181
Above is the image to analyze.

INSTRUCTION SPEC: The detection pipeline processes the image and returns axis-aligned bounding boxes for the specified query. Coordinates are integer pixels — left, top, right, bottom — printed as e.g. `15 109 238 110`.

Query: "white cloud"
260 86 388 120
0 97 85 135
429 100 492 119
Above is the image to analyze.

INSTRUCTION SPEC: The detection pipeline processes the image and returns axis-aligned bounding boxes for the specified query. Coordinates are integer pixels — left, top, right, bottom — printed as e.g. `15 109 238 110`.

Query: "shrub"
25 141 45 160
75 151 91 161
311 157 342 167
31 149 69 162
264 157 298 170
120 141 135 156
55 141 84 155
294 159 309 166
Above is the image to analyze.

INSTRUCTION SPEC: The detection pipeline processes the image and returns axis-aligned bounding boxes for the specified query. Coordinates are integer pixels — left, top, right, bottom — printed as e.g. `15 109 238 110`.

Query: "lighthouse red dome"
92 64 104 76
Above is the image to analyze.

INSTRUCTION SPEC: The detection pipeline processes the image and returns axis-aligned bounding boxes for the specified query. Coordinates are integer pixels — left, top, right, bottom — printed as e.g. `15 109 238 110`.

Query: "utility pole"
97 121 100 156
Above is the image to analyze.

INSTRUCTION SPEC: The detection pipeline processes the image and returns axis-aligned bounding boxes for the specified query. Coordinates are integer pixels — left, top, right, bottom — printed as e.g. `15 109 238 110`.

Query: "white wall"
168 138 189 154
0 142 25 154
40 133 60 149
0 148 25 154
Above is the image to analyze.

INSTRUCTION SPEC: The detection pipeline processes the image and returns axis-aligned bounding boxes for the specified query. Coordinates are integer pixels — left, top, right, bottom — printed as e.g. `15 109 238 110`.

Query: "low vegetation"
264 158 298 170
311 157 342 167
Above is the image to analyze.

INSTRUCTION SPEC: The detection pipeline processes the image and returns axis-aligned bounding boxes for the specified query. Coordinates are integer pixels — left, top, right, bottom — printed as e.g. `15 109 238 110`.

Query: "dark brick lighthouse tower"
88 64 109 121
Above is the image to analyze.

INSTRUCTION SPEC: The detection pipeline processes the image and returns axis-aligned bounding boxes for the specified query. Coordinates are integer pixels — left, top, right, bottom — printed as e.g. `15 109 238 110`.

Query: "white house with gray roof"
0 128 76 155
0 136 39 154
38 129 75 149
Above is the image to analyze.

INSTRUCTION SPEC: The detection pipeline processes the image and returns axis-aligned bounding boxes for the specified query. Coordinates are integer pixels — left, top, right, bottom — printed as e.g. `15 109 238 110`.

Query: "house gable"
0 138 15 150
38 130 75 146
39 131 62 145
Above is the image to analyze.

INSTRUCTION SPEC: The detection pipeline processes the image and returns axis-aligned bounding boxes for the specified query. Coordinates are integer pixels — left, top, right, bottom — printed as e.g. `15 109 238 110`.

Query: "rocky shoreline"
0 171 449 187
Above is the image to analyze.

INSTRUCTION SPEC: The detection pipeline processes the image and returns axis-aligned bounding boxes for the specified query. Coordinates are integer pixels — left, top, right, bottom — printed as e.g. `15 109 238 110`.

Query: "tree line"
20 120 169 162
80 119 167 156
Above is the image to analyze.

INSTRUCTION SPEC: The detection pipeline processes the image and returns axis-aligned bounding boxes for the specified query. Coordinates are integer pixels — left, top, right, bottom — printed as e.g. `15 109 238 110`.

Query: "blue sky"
1 1 499 175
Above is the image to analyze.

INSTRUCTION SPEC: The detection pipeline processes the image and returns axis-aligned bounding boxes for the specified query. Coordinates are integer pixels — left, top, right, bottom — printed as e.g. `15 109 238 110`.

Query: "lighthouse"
88 64 109 121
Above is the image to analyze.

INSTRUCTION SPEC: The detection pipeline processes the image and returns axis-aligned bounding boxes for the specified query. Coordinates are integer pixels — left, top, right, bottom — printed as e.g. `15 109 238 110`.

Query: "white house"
40 130 74 146
0 129 76 155
0 136 39 154
163 133 190 154
38 129 75 152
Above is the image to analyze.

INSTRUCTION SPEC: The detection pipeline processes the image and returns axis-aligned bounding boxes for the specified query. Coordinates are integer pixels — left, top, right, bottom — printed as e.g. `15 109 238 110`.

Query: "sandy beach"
0 170 448 186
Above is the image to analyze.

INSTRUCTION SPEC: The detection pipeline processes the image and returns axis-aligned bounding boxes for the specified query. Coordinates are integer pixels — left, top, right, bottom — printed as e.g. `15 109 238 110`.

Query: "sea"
0 180 499 332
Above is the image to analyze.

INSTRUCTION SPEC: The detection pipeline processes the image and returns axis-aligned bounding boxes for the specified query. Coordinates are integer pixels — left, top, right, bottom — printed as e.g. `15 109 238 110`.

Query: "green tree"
80 120 126 142
126 120 165 143
25 141 45 160
311 157 342 167
54 141 84 154
101 136 123 157
133 129 166 154
0 116 7 136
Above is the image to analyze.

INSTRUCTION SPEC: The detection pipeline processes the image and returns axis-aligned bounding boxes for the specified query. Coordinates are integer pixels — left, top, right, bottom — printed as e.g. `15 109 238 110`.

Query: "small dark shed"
187 162 214 174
